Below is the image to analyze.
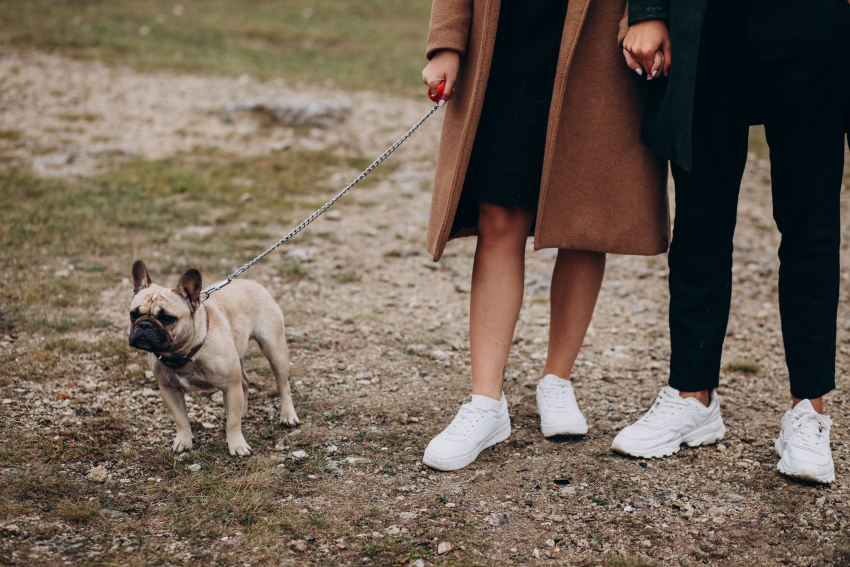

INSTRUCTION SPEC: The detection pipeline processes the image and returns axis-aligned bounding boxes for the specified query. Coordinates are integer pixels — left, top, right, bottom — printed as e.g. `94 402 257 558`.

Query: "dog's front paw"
172 433 194 453
228 436 252 457
279 409 301 427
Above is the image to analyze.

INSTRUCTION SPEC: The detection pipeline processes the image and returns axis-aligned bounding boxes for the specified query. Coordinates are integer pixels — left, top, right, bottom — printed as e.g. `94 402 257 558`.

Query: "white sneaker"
611 386 726 458
536 374 588 436
775 399 835 484
423 393 511 471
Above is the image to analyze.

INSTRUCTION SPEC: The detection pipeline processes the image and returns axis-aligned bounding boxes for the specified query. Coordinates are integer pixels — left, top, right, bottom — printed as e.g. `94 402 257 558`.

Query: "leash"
200 81 447 302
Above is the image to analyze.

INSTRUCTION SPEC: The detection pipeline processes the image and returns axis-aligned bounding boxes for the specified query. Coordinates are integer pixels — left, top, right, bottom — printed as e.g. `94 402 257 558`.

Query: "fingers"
662 38 672 77
623 48 644 76
443 75 455 101
647 50 663 80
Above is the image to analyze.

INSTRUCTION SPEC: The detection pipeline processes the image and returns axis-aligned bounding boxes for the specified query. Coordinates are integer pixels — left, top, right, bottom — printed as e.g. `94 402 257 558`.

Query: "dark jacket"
629 0 709 171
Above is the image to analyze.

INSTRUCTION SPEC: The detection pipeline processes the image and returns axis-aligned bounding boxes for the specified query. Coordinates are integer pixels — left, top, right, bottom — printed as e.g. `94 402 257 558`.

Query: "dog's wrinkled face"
128 260 203 355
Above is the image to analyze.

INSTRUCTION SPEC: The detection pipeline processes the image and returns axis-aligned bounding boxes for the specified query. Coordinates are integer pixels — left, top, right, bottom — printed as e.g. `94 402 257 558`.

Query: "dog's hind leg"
239 358 250 419
256 318 299 426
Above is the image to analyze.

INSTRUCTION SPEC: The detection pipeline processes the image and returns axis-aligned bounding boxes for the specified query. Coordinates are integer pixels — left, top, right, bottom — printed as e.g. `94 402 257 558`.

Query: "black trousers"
668 0 850 400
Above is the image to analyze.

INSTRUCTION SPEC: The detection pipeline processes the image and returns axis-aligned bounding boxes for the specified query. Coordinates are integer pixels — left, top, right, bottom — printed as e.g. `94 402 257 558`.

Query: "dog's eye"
130 312 141 322
158 313 177 325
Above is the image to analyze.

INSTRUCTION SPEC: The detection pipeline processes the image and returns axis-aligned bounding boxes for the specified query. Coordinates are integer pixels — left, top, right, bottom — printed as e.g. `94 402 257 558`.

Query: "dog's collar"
155 307 209 370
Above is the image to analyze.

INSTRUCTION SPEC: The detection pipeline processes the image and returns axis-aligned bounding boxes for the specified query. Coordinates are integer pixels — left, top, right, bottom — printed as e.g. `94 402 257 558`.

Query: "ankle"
792 397 823 414
679 389 711 407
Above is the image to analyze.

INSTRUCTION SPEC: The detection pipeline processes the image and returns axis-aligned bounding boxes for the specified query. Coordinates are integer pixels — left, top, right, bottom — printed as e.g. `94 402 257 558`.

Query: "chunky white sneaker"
423 394 511 471
536 374 588 436
611 386 726 458
775 399 835 484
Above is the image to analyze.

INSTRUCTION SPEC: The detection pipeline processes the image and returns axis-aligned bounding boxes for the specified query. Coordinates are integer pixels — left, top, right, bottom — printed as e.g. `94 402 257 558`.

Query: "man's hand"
623 19 671 80
422 49 460 105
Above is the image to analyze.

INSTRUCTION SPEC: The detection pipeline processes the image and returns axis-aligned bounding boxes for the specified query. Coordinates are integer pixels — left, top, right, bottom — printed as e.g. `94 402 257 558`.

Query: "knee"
477 204 533 242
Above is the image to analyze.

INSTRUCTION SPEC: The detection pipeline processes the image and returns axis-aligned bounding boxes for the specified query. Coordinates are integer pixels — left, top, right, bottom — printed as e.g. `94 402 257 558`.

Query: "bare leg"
470 203 535 400
223 382 251 456
542 249 606 379
792 396 823 414
159 385 193 453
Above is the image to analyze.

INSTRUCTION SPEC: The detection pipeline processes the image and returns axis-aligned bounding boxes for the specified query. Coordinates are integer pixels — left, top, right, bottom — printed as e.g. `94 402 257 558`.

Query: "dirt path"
1 48 849 566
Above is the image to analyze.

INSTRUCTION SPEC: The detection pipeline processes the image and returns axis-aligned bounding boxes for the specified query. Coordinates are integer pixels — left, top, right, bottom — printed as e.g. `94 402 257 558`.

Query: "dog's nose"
137 319 156 330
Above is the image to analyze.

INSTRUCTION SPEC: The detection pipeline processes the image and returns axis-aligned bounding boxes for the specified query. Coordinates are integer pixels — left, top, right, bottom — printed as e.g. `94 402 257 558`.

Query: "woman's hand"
422 49 460 105
623 19 671 80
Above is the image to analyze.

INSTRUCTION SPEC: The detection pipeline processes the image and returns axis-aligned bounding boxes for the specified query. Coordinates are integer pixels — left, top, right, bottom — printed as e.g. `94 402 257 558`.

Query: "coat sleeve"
617 2 630 48
425 0 473 60
628 0 669 25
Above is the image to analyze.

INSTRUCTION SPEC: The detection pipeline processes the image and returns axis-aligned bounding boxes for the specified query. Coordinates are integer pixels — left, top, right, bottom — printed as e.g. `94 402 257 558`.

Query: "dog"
127 260 299 456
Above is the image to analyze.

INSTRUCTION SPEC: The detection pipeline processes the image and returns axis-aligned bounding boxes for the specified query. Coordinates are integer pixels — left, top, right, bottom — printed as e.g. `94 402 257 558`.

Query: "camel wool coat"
425 0 670 261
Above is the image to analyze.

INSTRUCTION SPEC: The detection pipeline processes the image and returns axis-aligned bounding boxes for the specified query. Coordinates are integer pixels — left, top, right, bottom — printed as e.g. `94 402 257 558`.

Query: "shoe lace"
789 410 832 446
636 388 692 426
539 383 575 411
446 404 485 436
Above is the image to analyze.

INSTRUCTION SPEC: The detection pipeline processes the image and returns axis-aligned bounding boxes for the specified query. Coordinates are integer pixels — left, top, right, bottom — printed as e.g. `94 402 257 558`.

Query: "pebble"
545 539 556 547
624 505 634 512
560 487 576 496
411 560 426 567
188 464 201 472
437 542 452 555
86 465 108 483
291 450 308 459
201 422 216 429
640 539 651 548
289 539 308 552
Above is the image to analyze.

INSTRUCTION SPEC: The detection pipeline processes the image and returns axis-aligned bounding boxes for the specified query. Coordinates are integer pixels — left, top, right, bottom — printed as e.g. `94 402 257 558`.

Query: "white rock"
291 450 308 460
560 486 576 496
87 465 108 483
325 445 338 454
532 549 541 559
202 422 215 429
188 464 201 472
623 505 633 512
437 542 452 555
411 560 426 567
545 539 556 547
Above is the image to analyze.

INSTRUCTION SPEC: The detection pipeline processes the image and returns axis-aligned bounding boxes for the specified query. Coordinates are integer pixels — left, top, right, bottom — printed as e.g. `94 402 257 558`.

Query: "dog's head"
127 260 203 355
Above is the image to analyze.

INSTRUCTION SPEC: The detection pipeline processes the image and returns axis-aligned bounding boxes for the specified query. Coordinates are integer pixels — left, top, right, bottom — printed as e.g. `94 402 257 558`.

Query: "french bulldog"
128 260 299 456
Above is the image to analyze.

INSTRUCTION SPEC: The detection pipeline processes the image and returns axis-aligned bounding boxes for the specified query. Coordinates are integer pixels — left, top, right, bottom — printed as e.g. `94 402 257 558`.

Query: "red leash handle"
427 80 445 103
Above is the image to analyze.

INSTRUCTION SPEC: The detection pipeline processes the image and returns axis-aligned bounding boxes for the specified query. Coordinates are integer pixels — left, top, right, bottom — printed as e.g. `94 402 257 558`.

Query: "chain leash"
200 101 442 302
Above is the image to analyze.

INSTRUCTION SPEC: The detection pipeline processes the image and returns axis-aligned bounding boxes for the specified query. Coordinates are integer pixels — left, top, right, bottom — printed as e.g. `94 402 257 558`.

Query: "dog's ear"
173 269 203 312
132 260 152 296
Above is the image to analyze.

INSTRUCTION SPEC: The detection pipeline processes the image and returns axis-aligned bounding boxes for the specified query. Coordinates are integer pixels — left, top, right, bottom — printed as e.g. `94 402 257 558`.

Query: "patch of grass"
0 129 23 141
588 495 609 505
0 0 432 94
332 271 361 284
54 499 102 523
724 361 761 374
280 260 310 281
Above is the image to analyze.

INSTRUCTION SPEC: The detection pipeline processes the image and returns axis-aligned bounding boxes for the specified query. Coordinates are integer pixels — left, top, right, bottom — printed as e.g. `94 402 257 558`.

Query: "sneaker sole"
776 461 835 484
541 422 588 437
611 421 726 459
422 422 511 471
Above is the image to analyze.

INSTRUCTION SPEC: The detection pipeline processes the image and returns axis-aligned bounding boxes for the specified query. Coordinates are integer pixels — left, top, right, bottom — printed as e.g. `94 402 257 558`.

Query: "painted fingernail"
635 68 643 76
438 100 445 107
652 70 658 77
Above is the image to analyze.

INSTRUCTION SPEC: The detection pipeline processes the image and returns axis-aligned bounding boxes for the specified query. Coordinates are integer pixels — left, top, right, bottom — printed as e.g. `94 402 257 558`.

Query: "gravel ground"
1 48 850 566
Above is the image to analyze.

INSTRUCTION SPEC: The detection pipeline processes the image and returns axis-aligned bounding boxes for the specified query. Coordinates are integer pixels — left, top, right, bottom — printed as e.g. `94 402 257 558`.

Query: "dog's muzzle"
128 318 171 353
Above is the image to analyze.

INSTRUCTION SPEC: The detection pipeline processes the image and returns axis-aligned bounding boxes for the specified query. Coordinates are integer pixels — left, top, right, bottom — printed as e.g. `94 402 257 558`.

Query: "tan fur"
128 261 298 457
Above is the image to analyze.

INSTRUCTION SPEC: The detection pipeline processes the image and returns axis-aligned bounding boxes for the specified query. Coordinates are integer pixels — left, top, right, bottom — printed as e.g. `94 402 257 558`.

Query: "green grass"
0 148 377 338
0 0 432 94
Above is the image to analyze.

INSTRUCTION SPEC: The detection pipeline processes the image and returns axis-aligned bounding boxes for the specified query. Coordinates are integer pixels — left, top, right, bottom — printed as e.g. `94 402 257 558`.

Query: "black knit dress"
452 0 569 233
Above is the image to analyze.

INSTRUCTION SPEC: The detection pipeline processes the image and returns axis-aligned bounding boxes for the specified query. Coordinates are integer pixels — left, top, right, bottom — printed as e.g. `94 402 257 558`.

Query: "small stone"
202 422 215 429
291 450 308 460
398 413 410 425
623 505 634 512
640 539 651 548
385 526 401 536
411 560 426 567
325 445 338 454
289 539 308 552
86 465 108 483
560 486 576 497
532 549 541 559
188 464 201 472
82 382 98 392
545 539 556 547
437 542 452 555
486 512 512 527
